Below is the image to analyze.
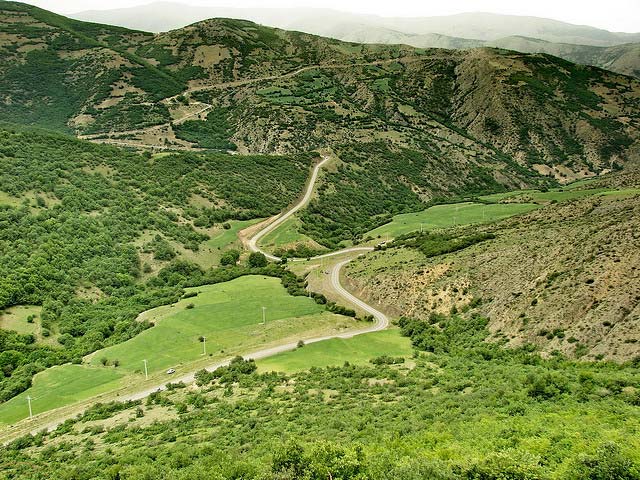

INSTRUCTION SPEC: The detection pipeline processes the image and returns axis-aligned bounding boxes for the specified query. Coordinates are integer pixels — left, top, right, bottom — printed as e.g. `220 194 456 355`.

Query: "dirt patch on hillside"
193 45 231 67
69 113 95 128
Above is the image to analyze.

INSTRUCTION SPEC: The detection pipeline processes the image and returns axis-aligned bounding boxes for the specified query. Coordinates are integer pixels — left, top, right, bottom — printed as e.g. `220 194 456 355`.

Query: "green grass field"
365 202 539 239
205 219 262 251
0 191 22 207
365 185 640 241
0 305 41 335
179 218 264 268
257 329 413 373
479 187 640 203
0 366 124 424
258 215 317 252
0 276 354 425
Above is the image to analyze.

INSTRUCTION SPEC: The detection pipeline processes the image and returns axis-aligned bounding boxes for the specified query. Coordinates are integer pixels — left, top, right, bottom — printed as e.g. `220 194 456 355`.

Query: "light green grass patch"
366 202 539 239
371 78 390 92
0 191 59 209
257 86 293 96
258 329 413 373
0 365 124 425
0 305 41 335
182 218 263 268
0 191 23 207
205 218 263 251
258 215 317 251
0 276 354 424
562 177 600 190
479 187 640 203
398 104 419 116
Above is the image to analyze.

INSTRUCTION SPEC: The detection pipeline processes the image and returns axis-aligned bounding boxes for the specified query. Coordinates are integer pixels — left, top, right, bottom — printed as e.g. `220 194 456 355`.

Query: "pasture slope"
0 276 352 426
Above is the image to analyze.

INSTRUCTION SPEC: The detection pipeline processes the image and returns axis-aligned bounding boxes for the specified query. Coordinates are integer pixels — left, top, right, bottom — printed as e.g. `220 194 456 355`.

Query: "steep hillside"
84 29 640 175
3 3 640 249
0 2 181 133
146 18 416 88
344 185 640 361
0 2 417 135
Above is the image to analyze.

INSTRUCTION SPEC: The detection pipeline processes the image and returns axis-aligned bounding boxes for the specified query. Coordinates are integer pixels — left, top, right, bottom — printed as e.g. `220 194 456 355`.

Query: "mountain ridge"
68 3 640 79
2 2 639 182
71 3 640 41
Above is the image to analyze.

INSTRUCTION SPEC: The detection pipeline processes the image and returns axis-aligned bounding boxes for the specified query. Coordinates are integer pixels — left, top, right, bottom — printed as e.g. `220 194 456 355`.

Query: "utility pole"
262 306 267 325
143 359 148 380
27 395 33 419
202 336 207 355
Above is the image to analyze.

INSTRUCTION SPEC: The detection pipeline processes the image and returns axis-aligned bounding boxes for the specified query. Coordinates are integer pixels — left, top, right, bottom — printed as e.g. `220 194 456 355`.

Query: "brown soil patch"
193 44 231 67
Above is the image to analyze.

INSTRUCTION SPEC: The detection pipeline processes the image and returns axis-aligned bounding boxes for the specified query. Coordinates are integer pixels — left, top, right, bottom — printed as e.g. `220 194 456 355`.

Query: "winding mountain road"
126 257 388 403
247 155 331 261
2 154 387 442
125 257 388 402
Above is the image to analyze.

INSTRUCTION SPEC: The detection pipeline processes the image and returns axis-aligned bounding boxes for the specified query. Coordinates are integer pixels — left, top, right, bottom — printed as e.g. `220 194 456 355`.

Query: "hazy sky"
22 0 640 32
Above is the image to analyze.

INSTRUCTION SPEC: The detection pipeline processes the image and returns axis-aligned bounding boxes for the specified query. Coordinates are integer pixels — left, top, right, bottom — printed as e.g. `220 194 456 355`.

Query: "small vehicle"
166 368 176 374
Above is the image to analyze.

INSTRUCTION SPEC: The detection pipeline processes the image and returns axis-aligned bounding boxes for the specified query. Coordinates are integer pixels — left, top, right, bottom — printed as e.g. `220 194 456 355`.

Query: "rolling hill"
2 1 640 248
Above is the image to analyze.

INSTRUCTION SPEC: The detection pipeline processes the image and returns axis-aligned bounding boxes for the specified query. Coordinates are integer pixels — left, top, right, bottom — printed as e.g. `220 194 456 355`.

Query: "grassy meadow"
257 329 413 373
365 202 539 239
364 184 640 241
204 219 262 251
181 218 265 268
0 276 354 425
257 215 317 253
479 186 640 203
0 306 41 336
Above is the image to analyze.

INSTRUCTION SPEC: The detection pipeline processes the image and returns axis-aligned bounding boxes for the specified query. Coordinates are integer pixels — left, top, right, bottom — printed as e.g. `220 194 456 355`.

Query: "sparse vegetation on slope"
345 186 640 361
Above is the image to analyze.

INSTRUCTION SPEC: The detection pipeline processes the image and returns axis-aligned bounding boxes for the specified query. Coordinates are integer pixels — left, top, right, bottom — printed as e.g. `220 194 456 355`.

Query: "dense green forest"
0 124 318 401
2 312 638 479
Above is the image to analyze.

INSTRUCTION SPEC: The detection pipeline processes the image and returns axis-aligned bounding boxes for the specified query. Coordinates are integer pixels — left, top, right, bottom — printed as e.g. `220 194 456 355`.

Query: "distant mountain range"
71 3 640 46
70 3 640 79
